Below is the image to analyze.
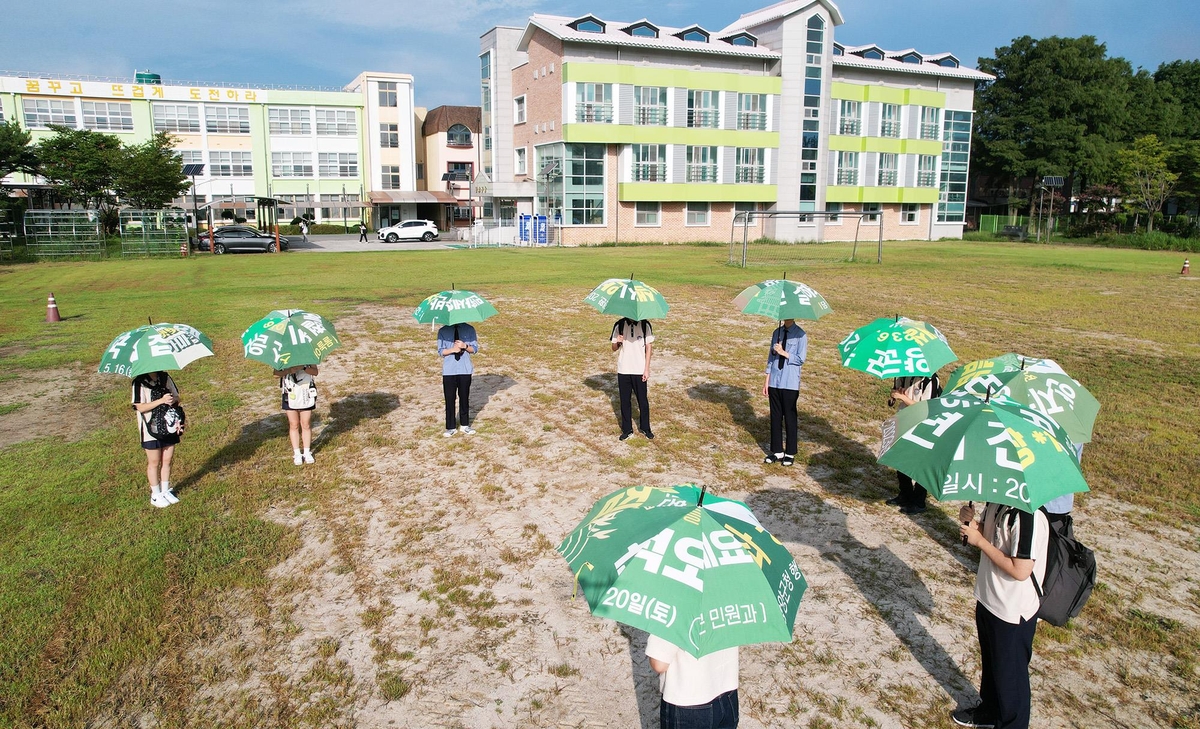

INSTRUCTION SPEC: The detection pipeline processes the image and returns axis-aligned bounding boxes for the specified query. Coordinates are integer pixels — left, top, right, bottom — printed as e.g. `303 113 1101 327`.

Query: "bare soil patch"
0 365 108 449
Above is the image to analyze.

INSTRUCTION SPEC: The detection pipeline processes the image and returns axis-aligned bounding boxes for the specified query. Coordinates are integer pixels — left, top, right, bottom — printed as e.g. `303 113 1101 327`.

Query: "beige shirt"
645 635 738 707
975 503 1049 623
132 373 178 442
612 320 654 376
894 376 934 409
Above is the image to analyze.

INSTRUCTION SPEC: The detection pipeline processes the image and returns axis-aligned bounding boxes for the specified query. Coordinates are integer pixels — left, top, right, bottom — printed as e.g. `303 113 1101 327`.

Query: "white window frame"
206 106 251 134
880 104 900 138
878 153 898 186
635 201 661 227
685 201 710 227
315 108 357 136
515 146 527 175
514 95 527 125
269 108 311 135
901 202 921 225
825 202 843 225
381 165 401 190
836 151 859 186
271 152 313 178
378 81 398 107
152 103 200 133
380 122 399 148
23 98 76 128
82 101 134 131
861 202 881 224
318 152 358 178
209 151 253 177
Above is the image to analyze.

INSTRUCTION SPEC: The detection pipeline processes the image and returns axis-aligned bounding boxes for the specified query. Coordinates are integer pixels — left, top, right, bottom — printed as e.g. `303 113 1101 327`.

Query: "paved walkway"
288 234 467 253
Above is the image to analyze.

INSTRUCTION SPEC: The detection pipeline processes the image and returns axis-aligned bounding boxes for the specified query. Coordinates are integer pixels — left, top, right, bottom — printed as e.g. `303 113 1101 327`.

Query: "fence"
24 209 105 258
0 210 13 259
469 219 561 248
729 211 883 267
977 214 1061 235
119 209 188 256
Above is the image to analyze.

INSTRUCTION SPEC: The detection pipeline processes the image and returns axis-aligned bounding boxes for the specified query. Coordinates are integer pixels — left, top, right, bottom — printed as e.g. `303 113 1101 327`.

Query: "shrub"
1090 232 1200 252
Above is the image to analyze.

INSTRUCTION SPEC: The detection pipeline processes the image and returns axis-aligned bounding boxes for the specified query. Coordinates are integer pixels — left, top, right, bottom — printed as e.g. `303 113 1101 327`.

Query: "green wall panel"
828 136 943 155
617 183 776 202
825 186 939 204
563 63 781 94
830 82 946 108
564 123 778 147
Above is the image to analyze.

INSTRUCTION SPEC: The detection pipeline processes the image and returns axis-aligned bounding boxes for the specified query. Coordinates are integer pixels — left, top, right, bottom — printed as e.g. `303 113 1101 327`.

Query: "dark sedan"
197 226 290 253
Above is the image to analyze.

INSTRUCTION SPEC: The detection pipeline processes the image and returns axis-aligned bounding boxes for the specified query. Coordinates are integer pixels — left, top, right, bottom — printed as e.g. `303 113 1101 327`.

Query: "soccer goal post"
728 210 883 268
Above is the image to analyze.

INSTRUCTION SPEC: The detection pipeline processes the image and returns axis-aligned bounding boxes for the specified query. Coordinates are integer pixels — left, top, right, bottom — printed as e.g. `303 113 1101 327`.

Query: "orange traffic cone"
1182 259 1191 275
46 293 61 322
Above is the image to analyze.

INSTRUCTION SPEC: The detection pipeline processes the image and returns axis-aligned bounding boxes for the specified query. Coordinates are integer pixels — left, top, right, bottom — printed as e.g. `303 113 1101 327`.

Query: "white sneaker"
302 451 314 464
150 493 171 508
443 429 455 437
161 489 180 505
459 425 476 435
293 452 303 465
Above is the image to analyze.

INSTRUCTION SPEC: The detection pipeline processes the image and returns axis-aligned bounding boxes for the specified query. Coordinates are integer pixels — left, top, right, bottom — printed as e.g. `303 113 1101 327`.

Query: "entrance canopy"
369 191 459 205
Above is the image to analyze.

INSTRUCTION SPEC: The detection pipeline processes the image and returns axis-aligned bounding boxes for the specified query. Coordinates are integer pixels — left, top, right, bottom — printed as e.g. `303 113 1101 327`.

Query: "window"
902 203 920 224
735 201 758 225
825 202 842 224
480 53 491 81
635 201 660 226
920 107 941 140
728 34 756 47
679 28 709 43
735 148 765 184
862 202 881 223
153 104 200 133
378 81 398 107
687 90 719 128
380 122 398 148
878 153 898 186
737 94 767 131
269 108 310 135
565 143 604 225
880 104 900 138
81 101 133 131
514 96 526 124
938 57 960 68
628 24 658 38
838 100 861 135
900 53 922 64
316 108 357 136
321 193 359 220
206 106 250 134
416 163 424 180
271 152 312 178
863 49 884 60
178 150 204 167
572 17 604 33
633 144 666 181
209 151 252 177
515 147 527 175
448 161 473 179
938 110 973 222
576 83 613 123
686 146 718 183
382 165 401 190
686 202 709 226
447 124 472 146
918 155 938 187
836 151 859 185
318 152 358 178
634 86 667 126
453 206 472 220
23 98 75 128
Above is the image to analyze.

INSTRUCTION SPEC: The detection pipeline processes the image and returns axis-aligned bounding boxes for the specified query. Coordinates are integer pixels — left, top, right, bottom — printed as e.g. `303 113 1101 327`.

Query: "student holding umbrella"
763 319 807 466
275 363 319 464
438 322 479 437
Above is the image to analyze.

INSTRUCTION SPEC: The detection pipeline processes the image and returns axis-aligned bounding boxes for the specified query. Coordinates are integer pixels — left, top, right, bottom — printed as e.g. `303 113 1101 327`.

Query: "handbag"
284 372 317 409
143 377 186 438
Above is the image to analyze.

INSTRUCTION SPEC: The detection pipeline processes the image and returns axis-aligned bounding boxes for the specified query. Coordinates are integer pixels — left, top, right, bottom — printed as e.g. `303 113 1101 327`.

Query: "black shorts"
142 434 180 450
282 393 316 411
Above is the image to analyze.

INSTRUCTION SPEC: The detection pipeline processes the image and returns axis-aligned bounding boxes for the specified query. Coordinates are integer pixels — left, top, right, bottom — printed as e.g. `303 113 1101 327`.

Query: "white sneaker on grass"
150 492 171 508
443 429 456 438
161 489 180 505
293 452 303 465
302 451 314 464
459 425 476 435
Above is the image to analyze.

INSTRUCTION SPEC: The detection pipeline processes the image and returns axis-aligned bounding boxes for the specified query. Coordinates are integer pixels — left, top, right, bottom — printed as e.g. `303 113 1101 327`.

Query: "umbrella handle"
698 484 708 506
962 500 973 546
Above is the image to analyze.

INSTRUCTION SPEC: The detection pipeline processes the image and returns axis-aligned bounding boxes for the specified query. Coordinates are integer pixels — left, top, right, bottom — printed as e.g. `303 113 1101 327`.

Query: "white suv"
378 220 439 242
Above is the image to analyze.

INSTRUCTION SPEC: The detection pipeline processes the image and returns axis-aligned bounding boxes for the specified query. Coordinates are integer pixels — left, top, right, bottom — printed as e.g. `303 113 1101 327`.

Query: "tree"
1118 135 1178 232
35 126 123 218
1167 140 1200 214
1154 60 1200 140
0 119 39 181
113 132 190 209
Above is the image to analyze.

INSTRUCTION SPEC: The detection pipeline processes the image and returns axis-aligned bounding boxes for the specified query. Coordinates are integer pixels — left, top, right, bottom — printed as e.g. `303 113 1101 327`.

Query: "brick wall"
511 29 564 180
823 203 932 241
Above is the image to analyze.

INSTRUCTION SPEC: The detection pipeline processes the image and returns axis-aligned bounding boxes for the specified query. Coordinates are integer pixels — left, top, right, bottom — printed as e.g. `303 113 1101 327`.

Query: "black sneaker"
763 454 780 464
781 455 795 467
619 432 633 441
640 430 655 440
885 495 904 506
950 707 995 728
900 503 928 515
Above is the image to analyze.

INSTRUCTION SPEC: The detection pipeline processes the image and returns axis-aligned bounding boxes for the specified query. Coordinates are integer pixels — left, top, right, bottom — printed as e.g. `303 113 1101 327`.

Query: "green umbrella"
242 309 340 368
878 392 1088 512
99 322 215 377
412 289 499 326
944 354 1100 444
733 279 832 321
583 277 669 321
558 483 805 658
839 316 956 379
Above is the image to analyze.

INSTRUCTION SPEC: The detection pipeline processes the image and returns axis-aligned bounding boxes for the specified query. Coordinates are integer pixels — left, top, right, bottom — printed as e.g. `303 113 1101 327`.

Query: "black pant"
976 601 1037 729
660 689 739 729
617 373 651 435
359 232 368 242
767 387 798 456
896 471 927 506
443 374 471 430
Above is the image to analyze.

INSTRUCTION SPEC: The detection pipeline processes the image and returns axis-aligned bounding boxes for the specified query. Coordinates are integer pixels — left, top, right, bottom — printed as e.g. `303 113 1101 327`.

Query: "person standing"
611 318 654 441
276 364 319 464
886 374 939 514
646 635 739 728
438 323 479 436
300 219 309 243
132 371 182 508
358 221 369 243
762 319 806 466
954 502 1050 729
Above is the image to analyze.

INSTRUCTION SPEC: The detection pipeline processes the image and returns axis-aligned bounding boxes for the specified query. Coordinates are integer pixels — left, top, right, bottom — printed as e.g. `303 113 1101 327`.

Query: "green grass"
0 240 1198 725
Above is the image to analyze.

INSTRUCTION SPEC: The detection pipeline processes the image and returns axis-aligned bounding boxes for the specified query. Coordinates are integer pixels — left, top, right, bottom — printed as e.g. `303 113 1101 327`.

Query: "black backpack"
1032 511 1097 626
142 376 186 439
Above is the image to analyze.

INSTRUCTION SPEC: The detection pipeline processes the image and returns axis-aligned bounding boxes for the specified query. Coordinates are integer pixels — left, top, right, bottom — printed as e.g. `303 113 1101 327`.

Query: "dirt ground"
11 301 1198 728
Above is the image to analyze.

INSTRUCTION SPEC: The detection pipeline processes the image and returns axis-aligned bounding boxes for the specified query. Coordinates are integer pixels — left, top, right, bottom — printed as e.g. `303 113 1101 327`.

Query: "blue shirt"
765 324 807 391
437 324 479 376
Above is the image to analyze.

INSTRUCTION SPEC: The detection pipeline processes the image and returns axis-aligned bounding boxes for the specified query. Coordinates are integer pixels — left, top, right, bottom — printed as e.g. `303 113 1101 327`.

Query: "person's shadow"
687 382 769 455
747 488 980 709
620 625 661 729
584 373 621 423
468 374 516 422
311 392 401 453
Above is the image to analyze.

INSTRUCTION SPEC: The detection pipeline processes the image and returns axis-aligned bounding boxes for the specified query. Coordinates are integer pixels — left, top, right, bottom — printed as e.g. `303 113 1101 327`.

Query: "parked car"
378 220 438 242
197 226 290 253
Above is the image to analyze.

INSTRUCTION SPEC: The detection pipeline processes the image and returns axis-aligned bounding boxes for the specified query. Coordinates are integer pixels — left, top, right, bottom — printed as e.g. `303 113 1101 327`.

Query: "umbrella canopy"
242 309 340 368
584 278 669 321
558 483 805 658
944 354 1100 444
412 289 498 326
839 316 957 379
99 323 215 377
878 393 1088 512
734 279 832 321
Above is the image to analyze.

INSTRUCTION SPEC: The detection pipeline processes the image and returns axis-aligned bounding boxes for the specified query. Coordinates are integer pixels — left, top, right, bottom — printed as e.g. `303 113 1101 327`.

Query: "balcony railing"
576 103 613 123
686 164 718 183
878 169 898 186
839 118 861 135
635 106 668 126
920 122 940 140
836 169 858 185
737 111 767 131
687 109 720 128
633 163 667 182
735 166 765 184
880 120 900 138
917 170 937 187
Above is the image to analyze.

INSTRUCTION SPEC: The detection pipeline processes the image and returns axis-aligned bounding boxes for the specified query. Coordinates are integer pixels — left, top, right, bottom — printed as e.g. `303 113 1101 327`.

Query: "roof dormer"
832 42 844 56
622 20 659 38
569 15 606 34
674 25 710 43
855 45 885 60
894 51 923 64
721 31 757 47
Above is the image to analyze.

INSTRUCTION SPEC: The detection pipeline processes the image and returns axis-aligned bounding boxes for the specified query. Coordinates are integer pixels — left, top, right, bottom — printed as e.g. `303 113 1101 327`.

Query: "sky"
1 0 1196 108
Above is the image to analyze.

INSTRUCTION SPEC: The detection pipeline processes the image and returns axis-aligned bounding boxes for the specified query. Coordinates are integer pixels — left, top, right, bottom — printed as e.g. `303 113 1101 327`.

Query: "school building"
477 0 992 244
